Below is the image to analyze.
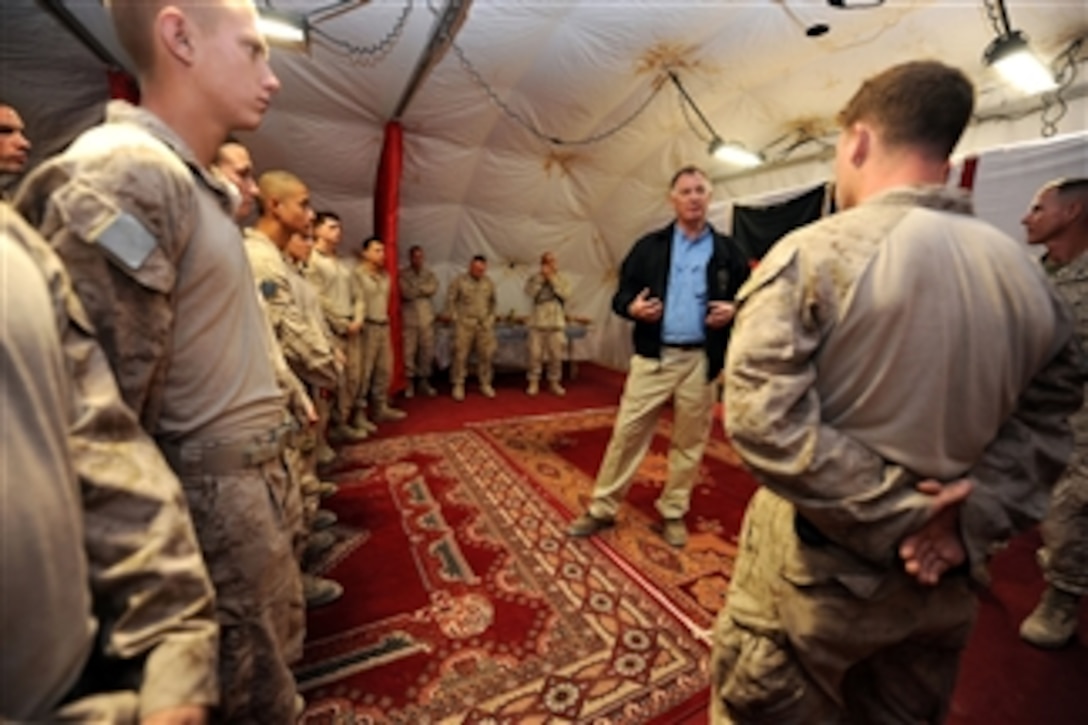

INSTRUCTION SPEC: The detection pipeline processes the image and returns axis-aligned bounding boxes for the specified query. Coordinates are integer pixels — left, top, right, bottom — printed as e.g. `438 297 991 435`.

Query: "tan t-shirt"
355 264 391 323
305 248 356 335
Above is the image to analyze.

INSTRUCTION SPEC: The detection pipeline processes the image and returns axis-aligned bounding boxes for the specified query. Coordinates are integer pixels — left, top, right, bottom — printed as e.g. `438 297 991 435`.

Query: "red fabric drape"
959 156 979 191
107 68 140 103
375 121 405 394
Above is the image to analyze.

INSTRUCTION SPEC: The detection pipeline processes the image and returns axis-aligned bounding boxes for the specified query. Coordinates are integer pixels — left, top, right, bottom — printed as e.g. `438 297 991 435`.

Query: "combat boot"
329 423 368 443
304 530 336 560
480 383 497 398
303 574 343 608
312 509 338 531
351 408 378 434
419 379 438 397
452 383 465 402
374 403 407 422
404 380 415 399
1020 586 1081 648
549 381 567 396
316 442 337 466
526 379 539 396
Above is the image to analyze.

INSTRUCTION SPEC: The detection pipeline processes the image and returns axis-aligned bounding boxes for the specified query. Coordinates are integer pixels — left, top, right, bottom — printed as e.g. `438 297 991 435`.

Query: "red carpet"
301 364 1087 724
299 428 709 723
474 408 757 631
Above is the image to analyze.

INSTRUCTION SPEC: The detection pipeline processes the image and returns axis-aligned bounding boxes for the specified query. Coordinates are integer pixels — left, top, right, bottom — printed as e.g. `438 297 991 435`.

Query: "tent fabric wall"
969 131 1088 243
3 0 1087 372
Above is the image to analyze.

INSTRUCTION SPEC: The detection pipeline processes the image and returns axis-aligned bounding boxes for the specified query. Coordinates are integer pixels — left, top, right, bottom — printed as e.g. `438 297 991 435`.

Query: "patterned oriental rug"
473 408 759 632
298 409 758 724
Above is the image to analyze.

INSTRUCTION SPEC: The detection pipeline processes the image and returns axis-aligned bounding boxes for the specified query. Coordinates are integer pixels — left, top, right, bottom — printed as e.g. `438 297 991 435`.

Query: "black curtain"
732 183 831 261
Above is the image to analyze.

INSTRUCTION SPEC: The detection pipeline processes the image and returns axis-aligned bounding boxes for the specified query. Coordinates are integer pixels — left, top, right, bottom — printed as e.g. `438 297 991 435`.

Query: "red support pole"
374 121 405 394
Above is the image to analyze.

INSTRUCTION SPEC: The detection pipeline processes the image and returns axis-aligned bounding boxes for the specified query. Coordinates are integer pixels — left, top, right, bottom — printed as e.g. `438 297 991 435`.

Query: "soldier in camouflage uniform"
245 170 343 608
354 236 407 424
1019 178 1088 648
525 251 571 396
712 61 1082 723
446 254 498 401
14 1 304 720
307 210 372 444
400 244 439 398
2 203 218 724
285 229 345 490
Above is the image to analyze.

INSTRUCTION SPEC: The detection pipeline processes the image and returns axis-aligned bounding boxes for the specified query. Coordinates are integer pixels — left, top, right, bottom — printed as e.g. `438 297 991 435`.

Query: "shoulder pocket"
52 179 176 294
735 244 798 304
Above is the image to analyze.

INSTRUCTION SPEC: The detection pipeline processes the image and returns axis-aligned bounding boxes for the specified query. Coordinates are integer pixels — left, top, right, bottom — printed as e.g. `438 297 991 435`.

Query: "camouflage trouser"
403 322 435 379
710 489 976 725
313 386 333 451
1040 455 1088 595
359 322 392 408
527 326 565 383
452 320 497 386
172 443 304 722
339 332 364 421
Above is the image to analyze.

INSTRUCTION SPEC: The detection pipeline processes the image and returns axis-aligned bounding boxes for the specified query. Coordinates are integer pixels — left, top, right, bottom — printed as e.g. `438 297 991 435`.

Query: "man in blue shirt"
568 166 750 547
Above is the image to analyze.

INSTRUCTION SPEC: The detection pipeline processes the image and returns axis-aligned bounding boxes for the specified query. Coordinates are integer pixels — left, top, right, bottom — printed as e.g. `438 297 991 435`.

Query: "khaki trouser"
403 322 436 379
588 349 714 520
709 489 976 725
165 432 304 723
452 319 497 386
359 322 393 408
1040 453 1088 595
528 326 565 383
338 333 364 421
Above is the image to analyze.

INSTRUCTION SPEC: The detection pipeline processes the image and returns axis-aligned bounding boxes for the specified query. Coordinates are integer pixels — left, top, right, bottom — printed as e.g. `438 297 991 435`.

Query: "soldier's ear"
159 7 197 66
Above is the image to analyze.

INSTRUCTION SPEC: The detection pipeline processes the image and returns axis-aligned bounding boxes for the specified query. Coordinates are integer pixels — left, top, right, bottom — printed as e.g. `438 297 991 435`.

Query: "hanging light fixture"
255 1 361 51
982 1 1056 94
256 8 308 48
667 70 764 169
708 139 764 168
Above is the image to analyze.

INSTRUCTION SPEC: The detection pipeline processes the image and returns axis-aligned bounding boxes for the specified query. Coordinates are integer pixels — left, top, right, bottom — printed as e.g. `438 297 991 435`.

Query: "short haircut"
837 60 974 160
670 165 709 189
257 170 304 202
472 254 487 264
1054 178 1088 197
1054 178 1088 221
362 236 383 251
213 140 245 168
107 0 218 74
409 244 423 254
314 211 341 228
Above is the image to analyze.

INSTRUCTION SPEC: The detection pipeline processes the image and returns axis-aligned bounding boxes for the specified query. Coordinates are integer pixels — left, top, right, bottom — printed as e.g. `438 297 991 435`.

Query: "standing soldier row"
400 244 440 398
354 236 407 423
14 0 305 719
306 211 373 444
446 254 499 401
525 250 571 396
243 169 345 609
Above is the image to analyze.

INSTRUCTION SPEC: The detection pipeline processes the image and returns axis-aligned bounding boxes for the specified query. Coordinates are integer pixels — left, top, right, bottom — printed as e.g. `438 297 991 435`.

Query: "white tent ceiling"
2 0 1087 367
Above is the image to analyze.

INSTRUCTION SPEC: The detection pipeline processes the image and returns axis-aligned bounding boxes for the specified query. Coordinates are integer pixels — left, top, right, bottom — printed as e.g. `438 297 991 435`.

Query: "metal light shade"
709 138 763 168
984 30 1056 95
257 9 308 49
